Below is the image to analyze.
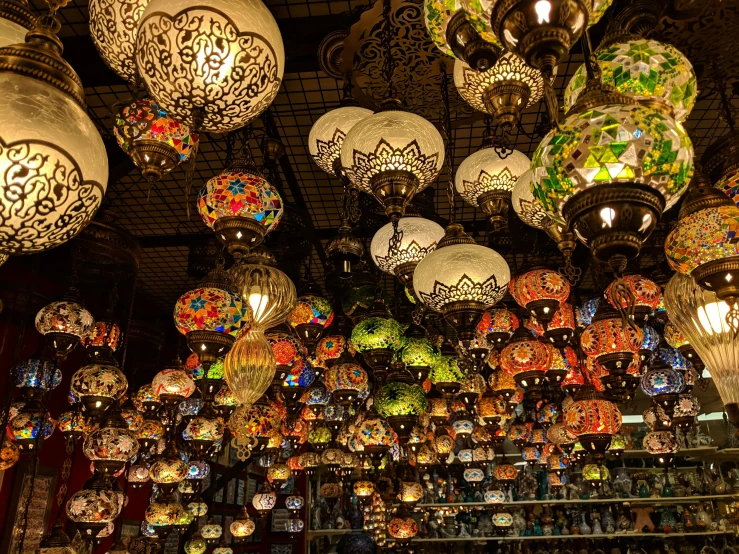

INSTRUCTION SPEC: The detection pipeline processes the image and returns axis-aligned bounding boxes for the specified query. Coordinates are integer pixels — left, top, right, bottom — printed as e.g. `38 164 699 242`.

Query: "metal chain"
224 131 237 168
439 61 456 224
381 0 396 99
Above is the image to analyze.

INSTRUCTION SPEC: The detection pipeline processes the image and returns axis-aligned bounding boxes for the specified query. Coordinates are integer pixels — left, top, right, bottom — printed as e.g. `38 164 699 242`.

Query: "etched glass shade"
0 0 32 48
229 263 297 330
564 39 697 122
370 217 444 275
414 243 510 311
88 0 149 83
665 204 739 275
531 103 694 220
454 54 544 115
66 487 122 524
308 106 373 175
83 427 139 464
664 272 739 409
511 169 551 230
455 148 530 207
153 368 196 399
173 286 246 335
35 300 95 338
135 0 284 132
340 110 445 194
0 72 108 254
224 328 276 407
197 168 283 234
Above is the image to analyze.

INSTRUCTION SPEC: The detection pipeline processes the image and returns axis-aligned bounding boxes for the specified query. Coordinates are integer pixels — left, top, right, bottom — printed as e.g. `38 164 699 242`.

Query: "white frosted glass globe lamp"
340 107 444 221
455 146 530 229
414 224 510 344
89 0 149 83
136 0 284 133
370 216 444 290
0 0 33 48
309 105 373 178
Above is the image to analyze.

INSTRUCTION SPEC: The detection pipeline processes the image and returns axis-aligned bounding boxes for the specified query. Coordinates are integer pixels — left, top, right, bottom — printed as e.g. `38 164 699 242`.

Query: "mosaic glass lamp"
564 386 622 459
398 337 440 383
500 327 551 390
510 269 570 326
605 274 661 323
70 363 127 415
287 293 334 348
230 507 256 540
35 295 95 359
350 316 406 372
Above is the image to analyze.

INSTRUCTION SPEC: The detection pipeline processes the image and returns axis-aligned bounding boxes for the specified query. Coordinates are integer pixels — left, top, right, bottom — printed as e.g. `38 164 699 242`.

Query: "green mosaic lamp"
375 362 428 441
350 316 406 376
531 42 694 271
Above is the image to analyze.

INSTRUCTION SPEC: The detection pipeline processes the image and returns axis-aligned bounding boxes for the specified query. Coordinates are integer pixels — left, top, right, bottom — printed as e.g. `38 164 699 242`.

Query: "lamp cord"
439 61 456 225
381 0 396 99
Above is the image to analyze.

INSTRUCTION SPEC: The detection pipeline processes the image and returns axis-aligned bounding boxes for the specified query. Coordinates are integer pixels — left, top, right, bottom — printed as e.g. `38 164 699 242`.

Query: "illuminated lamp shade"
583 463 609 483
512 169 551 231
605 274 661 323
658 345 689 373
493 460 518 483
607 433 626 457
457 372 486 410
576 297 600 328
665 182 739 314
185 536 207 554
15 358 61 391
340 109 445 221
663 321 702 370
70 364 127 415
153 367 196 404
135 419 164 451
544 303 575 347
266 463 291 486
0 14 109 256
564 39 697 123
83 423 139 475
429 355 464 397
484 489 505 504
545 344 568 385
510 269 570 325
489 0 612 77
640 324 659 363
229 262 297 330
82 320 122 353
35 297 95 358
370 217 444 290
350 316 405 372
643 429 679 456
455 145 531 229
580 306 642 376
316 334 348 366
135 0 283 132
640 362 684 413
500 329 552 390
66 474 122 538
128 463 149 489
117 99 199 187
0 437 19 471
0 0 33 48
672 394 701 431
252 483 277 514
375 381 427 439
477 308 519 350
414 225 510 343
453 54 544 128
318 482 342 510
356 417 397 462
387 514 418 542
564 387 622 459
324 363 368 405
287 294 334 347
230 507 256 539
399 337 440 383
266 331 303 385
198 155 283 255
309 105 373 176
531 102 693 265
223 328 276 408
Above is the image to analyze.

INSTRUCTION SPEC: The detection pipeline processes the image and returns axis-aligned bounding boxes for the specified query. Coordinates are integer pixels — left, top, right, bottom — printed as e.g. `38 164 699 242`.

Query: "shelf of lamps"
614 447 718 460
408 493 739 509
408 530 737 542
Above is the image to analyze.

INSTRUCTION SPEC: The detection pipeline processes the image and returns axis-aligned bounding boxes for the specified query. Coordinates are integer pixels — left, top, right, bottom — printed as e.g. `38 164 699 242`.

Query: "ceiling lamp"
136 0 283 132
356 416 398 465
510 268 570 326
375 365 428 440
10 402 54 451
489 0 612 78
639 324 659 365
531 89 693 270
605 274 661 323
0 0 32 47
67 474 123 540
455 144 531 229
544 303 575 347
672 393 700 431
326 218 365 280
424 0 502 70
88 0 148 83
174 265 247 366
229 259 297 331
414 223 510 344
564 385 621 460
287 289 334 348
231 507 256 540
70 363 127 415
309 103 373 179
0 8 108 256
500 327 552 392
341 106 444 221
580 304 642 376
663 321 703 372
398 337 440 383
153 363 196 404
113 98 199 183
350 316 405 374
35 293 94 360
429 350 464 397
224 327 276 408
198 149 284 257
641 355 685 414
665 177 739 326
453 53 544 127
477 307 519 350
370 216 444 292
564 37 697 124
324 363 368 406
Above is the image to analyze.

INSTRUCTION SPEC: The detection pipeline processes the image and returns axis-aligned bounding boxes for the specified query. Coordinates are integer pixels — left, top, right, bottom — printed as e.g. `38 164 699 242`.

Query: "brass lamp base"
482 80 531 130
692 257 739 300
441 300 486 344
213 216 266 257
370 170 420 221
478 190 511 231
129 140 179 182
446 10 502 71
186 330 235 365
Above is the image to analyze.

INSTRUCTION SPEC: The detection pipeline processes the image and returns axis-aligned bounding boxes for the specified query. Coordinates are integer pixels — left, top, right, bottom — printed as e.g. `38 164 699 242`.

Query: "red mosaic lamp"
500 326 552 393
605 274 661 323
544 302 575 347
580 303 642 376
477 307 520 350
509 269 570 326
564 385 622 461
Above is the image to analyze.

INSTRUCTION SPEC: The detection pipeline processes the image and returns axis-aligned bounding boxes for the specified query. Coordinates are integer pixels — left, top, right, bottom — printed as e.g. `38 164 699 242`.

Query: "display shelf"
617 447 718 460
410 493 739 509
307 529 352 539
409 531 736 542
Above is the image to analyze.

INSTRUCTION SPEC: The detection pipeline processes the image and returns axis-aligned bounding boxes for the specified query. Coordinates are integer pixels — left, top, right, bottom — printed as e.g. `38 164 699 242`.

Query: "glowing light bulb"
249 290 270 321
535 0 551 23
600 207 616 227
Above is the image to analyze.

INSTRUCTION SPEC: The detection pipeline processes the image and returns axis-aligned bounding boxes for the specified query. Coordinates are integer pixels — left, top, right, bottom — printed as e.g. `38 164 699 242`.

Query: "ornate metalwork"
341 0 474 119
88 0 147 84
136 7 282 132
416 274 507 312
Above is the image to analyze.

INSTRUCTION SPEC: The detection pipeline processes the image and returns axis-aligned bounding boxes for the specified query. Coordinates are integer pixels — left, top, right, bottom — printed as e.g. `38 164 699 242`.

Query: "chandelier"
135 0 284 132
0 8 108 255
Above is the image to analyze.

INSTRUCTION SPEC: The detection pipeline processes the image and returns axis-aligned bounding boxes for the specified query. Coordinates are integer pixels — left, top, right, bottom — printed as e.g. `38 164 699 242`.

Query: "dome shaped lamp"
0 0 33 48
500 326 552 393
229 258 297 331
230 506 256 540
83 410 139 476
375 363 428 441
175 264 246 368
641 358 685 415
35 291 95 361
350 316 405 375
0 9 109 257
478 307 519 350
510 269 570 327
198 143 284 257
66 472 122 540
455 142 531 230
580 302 642 376
564 385 622 461
371 216 445 292
287 283 334 348
414 223 510 345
